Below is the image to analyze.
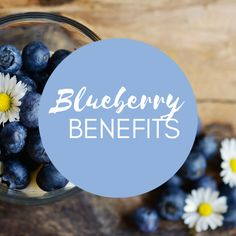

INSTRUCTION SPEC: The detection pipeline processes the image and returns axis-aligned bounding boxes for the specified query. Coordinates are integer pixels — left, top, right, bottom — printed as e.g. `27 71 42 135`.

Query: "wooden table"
0 0 235 235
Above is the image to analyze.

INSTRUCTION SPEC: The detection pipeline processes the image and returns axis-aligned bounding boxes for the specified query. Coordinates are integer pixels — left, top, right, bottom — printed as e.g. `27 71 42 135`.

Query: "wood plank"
0 0 235 102
0 0 234 131
198 102 236 133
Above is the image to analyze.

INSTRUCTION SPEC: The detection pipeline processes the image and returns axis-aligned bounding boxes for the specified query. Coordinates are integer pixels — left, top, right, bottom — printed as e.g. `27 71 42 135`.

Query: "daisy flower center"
0 93 11 112
198 203 213 217
230 158 236 173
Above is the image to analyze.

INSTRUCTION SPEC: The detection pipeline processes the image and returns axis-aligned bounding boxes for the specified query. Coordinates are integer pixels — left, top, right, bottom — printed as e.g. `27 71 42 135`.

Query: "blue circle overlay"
39 39 197 198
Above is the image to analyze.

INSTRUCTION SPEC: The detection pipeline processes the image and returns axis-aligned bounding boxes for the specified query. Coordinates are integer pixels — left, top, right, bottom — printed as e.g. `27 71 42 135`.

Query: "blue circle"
39 39 198 198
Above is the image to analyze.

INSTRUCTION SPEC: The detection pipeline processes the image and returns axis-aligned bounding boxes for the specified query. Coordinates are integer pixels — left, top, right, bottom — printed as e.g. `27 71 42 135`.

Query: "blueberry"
31 71 49 94
27 130 50 164
19 155 40 172
18 149 40 172
0 147 3 161
157 188 186 221
31 70 49 84
219 184 236 205
180 152 207 180
17 75 37 92
0 45 22 74
20 92 41 128
223 206 236 228
165 175 183 188
36 163 68 192
22 41 50 73
1 159 30 189
0 122 27 154
197 135 218 160
133 207 159 233
37 79 48 94
0 146 7 161
48 49 71 73
194 176 217 190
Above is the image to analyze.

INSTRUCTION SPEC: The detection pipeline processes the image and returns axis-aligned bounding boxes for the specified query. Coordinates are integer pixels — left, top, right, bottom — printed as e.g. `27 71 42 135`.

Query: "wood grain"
0 0 235 131
0 1 235 236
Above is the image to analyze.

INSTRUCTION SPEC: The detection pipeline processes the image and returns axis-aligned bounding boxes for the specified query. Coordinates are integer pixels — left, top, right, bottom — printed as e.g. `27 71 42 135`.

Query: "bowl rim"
0 186 82 206
0 11 100 205
0 11 101 41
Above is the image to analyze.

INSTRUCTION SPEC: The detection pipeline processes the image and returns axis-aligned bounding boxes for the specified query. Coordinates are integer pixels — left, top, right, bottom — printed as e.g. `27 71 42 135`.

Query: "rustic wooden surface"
0 0 235 132
0 0 235 235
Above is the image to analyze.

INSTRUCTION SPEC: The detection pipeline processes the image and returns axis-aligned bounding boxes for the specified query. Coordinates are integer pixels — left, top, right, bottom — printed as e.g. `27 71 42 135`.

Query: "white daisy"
183 188 227 232
0 73 27 125
220 138 236 187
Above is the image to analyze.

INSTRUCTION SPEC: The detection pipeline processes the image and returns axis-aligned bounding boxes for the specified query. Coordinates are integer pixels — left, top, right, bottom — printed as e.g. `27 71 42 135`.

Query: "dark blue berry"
0 147 3 161
1 159 30 189
157 188 186 221
22 41 50 73
0 45 22 74
180 152 207 180
197 135 218 160
194 176 217 190
20 92 41 128
0 145 7 161
220 184 236 205
18 149 40 172
37 79 48 94
31 71 49 94
165 175 183 188
31 70 49 84
223 206 236 228
36 163 68 192
49 49 71 73
0 122 27 154
17 75 37 92
133 207 159 233
27 130 50 164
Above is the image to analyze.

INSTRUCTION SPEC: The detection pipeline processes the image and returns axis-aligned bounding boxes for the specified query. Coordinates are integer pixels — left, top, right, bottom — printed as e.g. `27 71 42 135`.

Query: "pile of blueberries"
133 129 236 233
0 42 71 192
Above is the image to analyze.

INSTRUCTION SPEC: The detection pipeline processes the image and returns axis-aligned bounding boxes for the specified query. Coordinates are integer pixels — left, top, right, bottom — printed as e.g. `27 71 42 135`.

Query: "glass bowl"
0 12 100 205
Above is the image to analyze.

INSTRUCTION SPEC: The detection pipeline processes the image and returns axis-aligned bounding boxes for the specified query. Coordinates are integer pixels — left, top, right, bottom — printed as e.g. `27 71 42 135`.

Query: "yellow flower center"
0 93 11 112
230 159 236 173
198 203 213 217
